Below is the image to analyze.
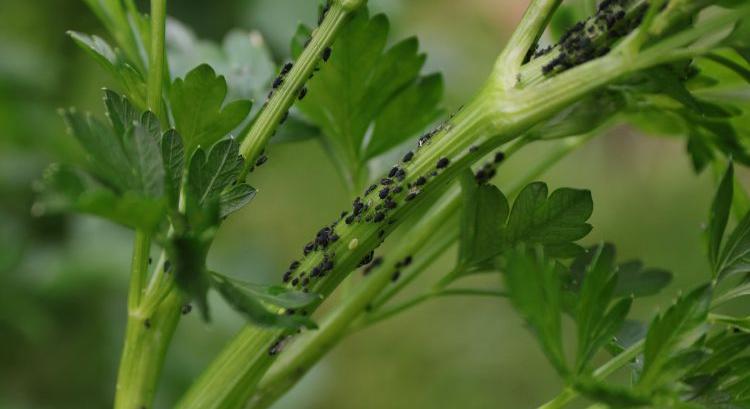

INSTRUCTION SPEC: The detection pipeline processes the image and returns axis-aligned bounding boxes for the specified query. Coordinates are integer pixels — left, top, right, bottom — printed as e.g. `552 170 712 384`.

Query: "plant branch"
494 0 563 89
238 0 361 178
147 0 167 118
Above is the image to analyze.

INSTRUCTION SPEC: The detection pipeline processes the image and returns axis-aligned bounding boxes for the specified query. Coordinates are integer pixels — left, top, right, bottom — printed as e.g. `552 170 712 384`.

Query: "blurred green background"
0 0 732 408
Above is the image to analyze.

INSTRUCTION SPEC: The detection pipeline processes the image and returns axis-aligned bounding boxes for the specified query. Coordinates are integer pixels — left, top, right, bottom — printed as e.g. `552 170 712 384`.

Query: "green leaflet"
167 21 276 103
709 163 734 276
34 164 165 232
169 64 252 154
48 90 167 230
639 285 712 389
67 32 147 109
294 9 443 187
504 246 569 377
575 244 632 374
186 138 255 219
504 182 593 258
209 273 317 330
456 171 509 273
161 129 185 209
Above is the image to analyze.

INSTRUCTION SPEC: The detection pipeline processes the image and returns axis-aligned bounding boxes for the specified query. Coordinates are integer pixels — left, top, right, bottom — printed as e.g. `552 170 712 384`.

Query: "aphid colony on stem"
537 0 646 75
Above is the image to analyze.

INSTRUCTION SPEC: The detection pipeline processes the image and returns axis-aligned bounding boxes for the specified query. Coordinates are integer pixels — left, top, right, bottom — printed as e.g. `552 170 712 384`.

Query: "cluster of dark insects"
276 117 462 301
537 0 646 75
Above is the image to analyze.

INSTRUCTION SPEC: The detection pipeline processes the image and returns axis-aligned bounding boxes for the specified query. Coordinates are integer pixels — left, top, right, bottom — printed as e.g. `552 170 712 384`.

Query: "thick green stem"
248 193 461 409
147 0 166 118
238 1 354 178
115 291 182 409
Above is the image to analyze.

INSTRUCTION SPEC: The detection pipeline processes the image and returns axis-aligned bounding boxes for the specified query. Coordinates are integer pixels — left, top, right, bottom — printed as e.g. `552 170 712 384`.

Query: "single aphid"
379 187 390 199
181 304 193 315
415 176 426 186
256 154 268 167
298 87 308 100
436 157 450 169
281 62 293 75
322 47 332 61
273 77 283 89
402 151 414 162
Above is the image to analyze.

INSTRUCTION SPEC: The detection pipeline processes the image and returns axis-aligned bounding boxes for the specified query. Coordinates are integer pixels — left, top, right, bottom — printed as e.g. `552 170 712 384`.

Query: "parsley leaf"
294 9 443 189
169 64 252 154
504 182 593 258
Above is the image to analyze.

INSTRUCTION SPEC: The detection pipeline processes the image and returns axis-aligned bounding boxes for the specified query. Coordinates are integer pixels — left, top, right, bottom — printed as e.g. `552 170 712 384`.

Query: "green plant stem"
115 291 182 409
238 1 354 178
147 0 166 118
358 288 508 329
538 339 645 409
495 0 562 89
114 3 179 408
247 192 461 409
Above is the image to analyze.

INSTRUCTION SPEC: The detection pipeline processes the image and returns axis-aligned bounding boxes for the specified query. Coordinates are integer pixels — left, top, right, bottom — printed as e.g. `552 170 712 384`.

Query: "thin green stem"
537 339 645 409
238 1 354 178
494 0 563 89
358 288 508 329
127 230 151 312
147 0 167 118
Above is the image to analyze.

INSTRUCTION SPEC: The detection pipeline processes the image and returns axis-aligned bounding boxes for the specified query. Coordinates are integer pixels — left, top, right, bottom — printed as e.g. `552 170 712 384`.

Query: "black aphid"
303 242 315 255
494 151 506 163
283 271 293 283
392 186 403 194
290 260 300 270
148 257 152 265
302 277 309 286
415 177 426 186
358 250 374 267
181 304 193 315
405 192 418 201
469 145 479 153
385 199 397 209
291 277 299 286
381 178 394 186
330 233 339 242
391 271 401 282
281 62 293 75
388 167 399 178
322 47 332 61
298 87 308 100
144 319 151 329
273 76 283 89
379 188 390 199
395 168 406 181
280 111 289 124
436 157 450 169
373 212 385 223
365 184 377 195
402 151 414 162
379 230 385 238
345 215 355 224
256 154 268 167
